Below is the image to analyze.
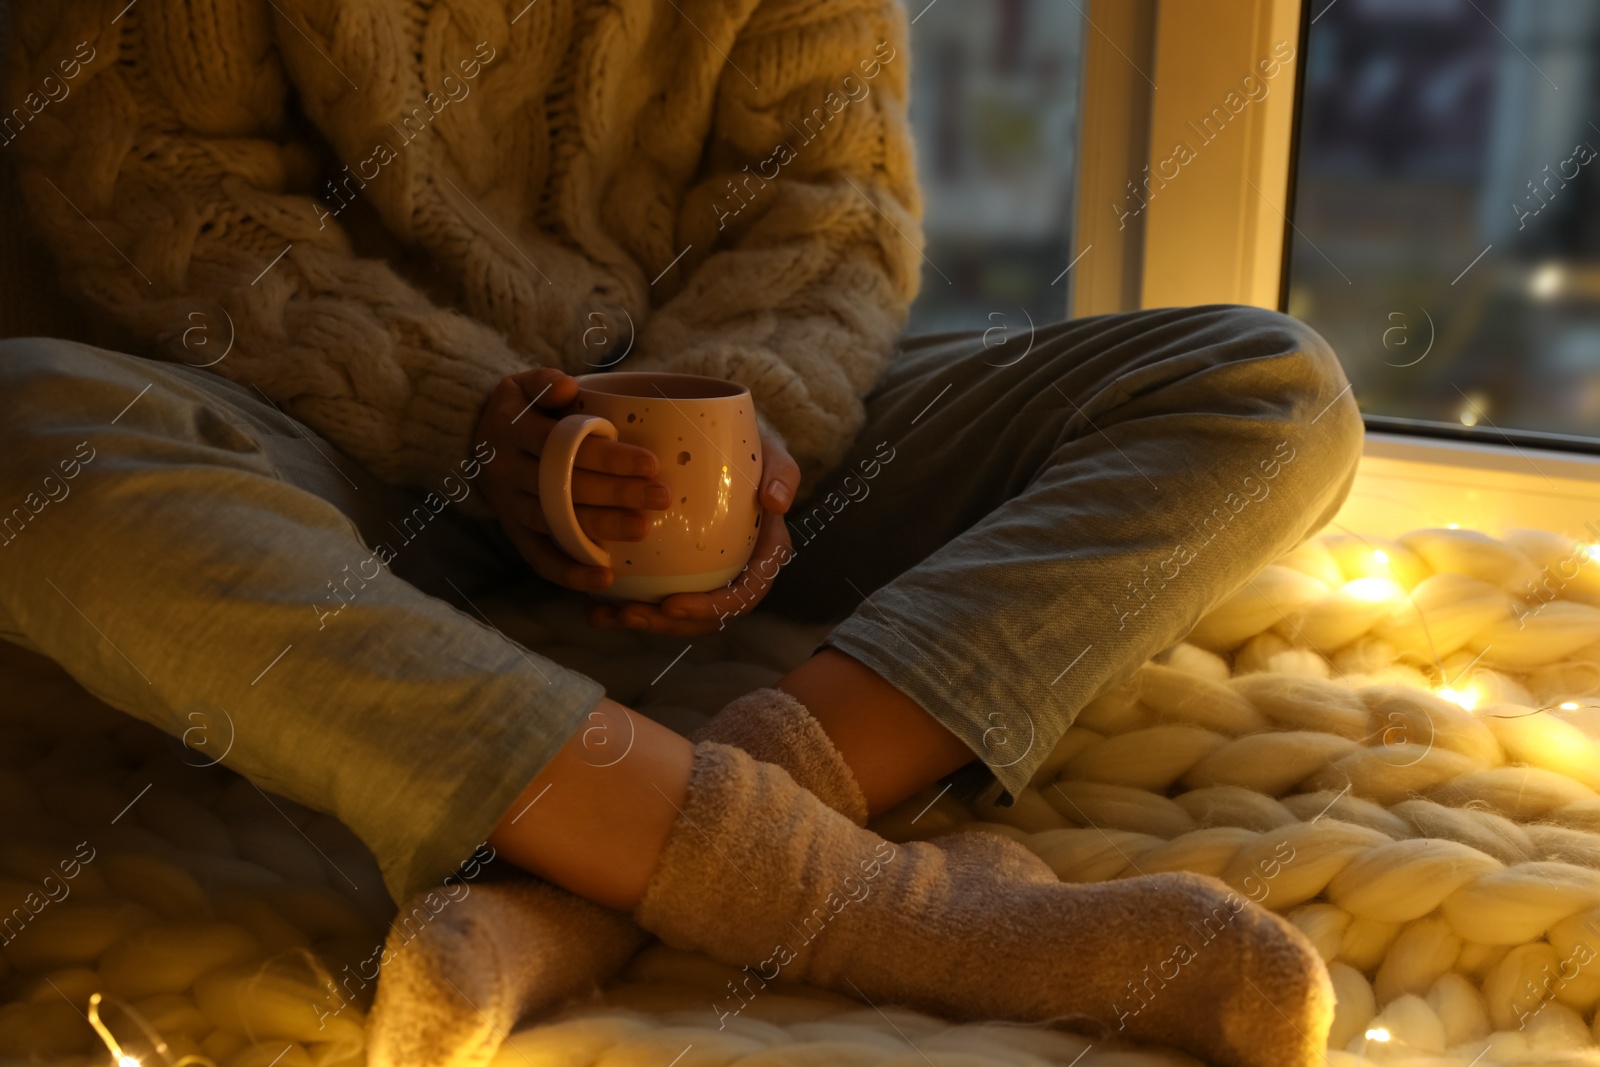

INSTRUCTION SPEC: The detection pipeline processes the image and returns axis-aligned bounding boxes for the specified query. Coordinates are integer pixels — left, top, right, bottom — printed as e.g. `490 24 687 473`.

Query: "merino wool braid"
2 0 921 501
13 527 1600 1065
861 525 1600 1060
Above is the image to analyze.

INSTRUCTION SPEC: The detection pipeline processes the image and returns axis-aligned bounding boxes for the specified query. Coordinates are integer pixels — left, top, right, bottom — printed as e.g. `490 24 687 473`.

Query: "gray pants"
0 304 1363 904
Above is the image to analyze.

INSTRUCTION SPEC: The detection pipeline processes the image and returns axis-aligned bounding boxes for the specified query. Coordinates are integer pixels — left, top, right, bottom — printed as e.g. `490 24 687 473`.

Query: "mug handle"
537 414 618 568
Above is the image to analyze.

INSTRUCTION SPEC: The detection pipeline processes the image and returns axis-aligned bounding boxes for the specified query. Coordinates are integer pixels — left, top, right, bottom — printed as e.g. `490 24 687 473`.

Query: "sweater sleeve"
634 0 924 488
2 0 539 507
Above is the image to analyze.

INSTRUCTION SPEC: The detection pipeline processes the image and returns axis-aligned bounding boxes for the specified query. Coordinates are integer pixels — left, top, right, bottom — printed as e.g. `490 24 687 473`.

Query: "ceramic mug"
537 371 764 603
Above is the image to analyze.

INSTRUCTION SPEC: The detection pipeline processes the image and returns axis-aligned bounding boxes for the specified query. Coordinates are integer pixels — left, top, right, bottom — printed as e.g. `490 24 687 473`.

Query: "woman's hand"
475 368 671 593
587 432 800 635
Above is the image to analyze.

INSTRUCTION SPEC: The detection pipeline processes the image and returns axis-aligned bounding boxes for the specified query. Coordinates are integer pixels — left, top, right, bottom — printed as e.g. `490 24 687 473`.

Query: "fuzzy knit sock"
365 878 647 1067
633 741 1334 1067
691 686 870 825
366 691 868 1067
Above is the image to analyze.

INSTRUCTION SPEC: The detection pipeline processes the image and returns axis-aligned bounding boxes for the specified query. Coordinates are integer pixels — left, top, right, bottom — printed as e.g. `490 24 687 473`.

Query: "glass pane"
1287 0 1600 446
904 0 1085 334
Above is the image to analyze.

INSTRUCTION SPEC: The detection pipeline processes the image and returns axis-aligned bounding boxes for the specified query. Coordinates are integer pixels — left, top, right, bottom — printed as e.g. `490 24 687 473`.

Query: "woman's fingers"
596 506 795 633
496 467 663 545
509 365 578 406
587 599 722 636
518 494 652 543
497 370 660 478
516 410 660 477
574 435 661 478
477 446 540 507
500 521 613 594
758 433 801 514
691 504 795 618
570 469 671 510
574 505 648 543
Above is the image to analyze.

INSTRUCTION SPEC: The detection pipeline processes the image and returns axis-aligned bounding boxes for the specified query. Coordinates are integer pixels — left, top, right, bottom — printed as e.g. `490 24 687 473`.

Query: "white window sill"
1332 430 1600 541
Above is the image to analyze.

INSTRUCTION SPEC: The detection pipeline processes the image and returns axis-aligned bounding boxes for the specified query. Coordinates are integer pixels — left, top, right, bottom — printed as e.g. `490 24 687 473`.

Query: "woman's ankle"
483 644 977 912
778 648 974 814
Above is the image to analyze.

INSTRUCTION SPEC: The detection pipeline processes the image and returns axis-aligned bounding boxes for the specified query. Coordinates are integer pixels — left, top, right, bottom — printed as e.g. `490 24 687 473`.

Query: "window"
1286 0 1600 450
904 0 1085 334
890 0 1600 535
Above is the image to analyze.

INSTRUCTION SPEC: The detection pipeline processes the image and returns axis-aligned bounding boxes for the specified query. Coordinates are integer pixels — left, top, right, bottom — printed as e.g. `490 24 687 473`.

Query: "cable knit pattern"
2 0 921 496
9 526 1600 1064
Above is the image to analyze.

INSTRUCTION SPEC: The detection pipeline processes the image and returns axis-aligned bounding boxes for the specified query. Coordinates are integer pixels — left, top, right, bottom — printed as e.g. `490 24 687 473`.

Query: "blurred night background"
1286 0 1600 444
903 0 1083 335
904 0 1600 447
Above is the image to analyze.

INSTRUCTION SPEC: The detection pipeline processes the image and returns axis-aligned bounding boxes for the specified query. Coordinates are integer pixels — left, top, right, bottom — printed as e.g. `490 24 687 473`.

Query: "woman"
0 2 1361 1065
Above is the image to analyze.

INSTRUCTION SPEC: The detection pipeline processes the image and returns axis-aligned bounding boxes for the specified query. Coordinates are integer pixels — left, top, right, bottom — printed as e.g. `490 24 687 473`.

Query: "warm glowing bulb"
1437 685 1481 711
1365 1026 1391 1042
1372 549 1389 564
1588 544 1600 564
1344 577 1402 603
1459 408 1480 427
1447 523 1460 529
1562 701 1580 711
1531 262 1565 300
119 1057 140 1067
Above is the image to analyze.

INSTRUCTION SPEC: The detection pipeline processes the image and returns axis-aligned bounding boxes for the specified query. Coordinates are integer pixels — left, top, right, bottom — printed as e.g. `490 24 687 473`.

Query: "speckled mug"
537 372 763 603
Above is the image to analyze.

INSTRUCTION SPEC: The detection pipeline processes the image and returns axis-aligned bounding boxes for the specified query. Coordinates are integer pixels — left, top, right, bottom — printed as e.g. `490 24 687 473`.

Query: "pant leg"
149 357 530 608
764 304 1365 802
0 337 604 904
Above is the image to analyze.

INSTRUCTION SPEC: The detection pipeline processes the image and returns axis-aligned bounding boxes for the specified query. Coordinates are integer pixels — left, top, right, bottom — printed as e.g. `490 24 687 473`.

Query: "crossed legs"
468 303 1362 1065
0 301 1364 1067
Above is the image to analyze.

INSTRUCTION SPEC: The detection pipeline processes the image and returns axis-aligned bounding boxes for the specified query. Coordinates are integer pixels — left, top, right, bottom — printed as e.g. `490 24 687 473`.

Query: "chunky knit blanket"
5 524 1600 1067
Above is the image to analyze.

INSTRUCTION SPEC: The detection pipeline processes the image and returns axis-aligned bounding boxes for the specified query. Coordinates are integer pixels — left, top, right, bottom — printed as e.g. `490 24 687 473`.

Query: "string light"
87 993 217 1067
1338 530 1600 739
1343 577 1403 602
1436 685 1482 712
1365 1026 1391 1041
88 994 155 1067
1348 540 1579 720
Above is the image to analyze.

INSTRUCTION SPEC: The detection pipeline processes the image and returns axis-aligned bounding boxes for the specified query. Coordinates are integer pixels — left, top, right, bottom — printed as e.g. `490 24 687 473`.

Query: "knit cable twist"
7 528 1600 1063
862 525 1600 1059
3 0 923 496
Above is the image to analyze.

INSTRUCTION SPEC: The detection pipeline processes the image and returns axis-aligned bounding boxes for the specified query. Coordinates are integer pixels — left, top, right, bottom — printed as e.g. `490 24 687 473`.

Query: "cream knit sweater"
2 0 922 500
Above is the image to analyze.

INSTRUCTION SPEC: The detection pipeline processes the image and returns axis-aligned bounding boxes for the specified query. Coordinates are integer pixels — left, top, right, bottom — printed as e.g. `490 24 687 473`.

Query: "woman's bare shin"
487 698 692 911
489 648 973 910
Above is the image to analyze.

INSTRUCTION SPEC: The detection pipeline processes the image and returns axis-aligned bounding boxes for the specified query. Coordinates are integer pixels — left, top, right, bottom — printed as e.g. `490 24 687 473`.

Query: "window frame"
1069 0 1302 316
1067 0 1600 541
